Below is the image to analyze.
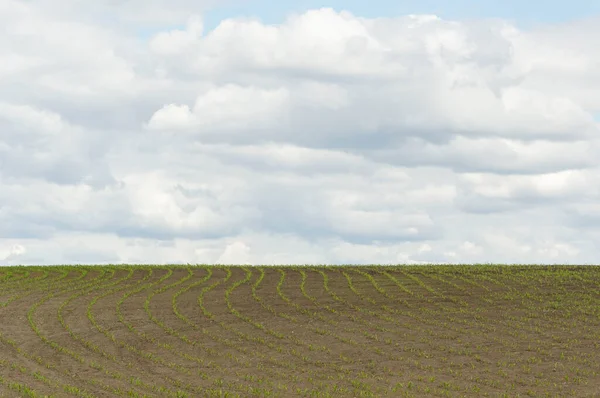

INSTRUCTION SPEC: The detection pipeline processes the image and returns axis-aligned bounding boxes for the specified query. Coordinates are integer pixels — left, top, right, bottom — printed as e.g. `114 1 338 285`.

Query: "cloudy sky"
1 0 599 265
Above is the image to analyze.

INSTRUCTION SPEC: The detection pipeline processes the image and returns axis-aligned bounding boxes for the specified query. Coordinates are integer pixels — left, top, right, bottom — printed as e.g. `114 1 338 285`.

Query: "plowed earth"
0 265 599 397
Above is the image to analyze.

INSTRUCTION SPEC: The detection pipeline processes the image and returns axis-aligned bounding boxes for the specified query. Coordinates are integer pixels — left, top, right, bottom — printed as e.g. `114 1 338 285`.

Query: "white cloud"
217 241 252 265
146 104 196 130
149 15 204 55
0 244 26 264
147 84 290 133
458 169 597 207
1 4 600 265
458 241 483 256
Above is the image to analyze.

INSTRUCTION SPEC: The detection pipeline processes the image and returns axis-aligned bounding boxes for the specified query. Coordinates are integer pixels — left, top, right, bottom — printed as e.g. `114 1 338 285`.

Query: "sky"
0 0 599 265
203 0 600 30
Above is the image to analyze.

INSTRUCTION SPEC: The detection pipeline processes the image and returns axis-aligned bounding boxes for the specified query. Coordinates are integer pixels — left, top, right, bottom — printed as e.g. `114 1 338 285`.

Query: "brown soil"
0 265 599 397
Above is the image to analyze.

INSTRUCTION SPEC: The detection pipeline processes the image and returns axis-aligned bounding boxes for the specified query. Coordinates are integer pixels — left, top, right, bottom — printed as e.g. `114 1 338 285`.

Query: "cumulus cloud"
0 244 26 264
1 1 600 265
146 84 290 133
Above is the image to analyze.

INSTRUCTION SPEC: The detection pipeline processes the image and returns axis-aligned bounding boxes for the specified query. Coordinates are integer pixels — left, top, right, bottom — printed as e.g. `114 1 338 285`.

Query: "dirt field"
0 265 599 397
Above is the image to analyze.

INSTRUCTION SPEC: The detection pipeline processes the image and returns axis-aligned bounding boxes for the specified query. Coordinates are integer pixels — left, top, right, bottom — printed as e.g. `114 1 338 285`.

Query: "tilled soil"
0 265 599 397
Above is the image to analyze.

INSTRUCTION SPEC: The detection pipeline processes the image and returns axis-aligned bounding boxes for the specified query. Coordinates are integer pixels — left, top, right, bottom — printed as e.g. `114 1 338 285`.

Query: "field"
0 265 599 397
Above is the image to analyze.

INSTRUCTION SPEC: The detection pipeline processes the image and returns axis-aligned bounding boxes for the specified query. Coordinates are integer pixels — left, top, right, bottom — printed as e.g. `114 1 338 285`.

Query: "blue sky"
202 0 600 31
